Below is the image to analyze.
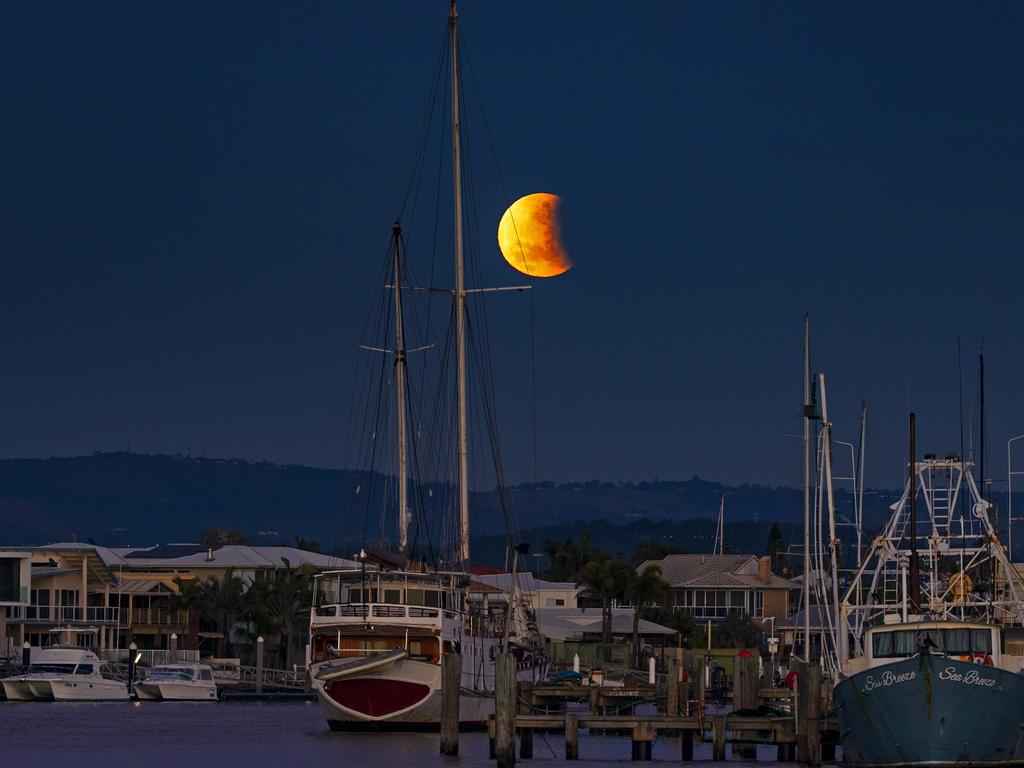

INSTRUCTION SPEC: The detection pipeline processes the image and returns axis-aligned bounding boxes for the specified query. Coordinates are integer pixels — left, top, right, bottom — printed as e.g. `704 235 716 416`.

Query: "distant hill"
0 452 901 564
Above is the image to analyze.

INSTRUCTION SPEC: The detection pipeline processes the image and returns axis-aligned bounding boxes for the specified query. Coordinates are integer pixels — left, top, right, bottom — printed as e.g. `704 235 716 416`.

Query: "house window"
677 589 752 619
544 598 566 607
753 591 764 617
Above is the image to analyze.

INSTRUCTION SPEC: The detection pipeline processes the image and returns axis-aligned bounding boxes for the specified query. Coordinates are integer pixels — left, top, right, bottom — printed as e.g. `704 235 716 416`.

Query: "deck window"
972 629 993 653
945 629 970 654
407 589 424 606
383 589 402 605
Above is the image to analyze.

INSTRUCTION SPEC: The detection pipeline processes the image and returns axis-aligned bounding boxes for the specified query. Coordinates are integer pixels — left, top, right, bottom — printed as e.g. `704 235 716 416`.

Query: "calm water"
0 701 799 767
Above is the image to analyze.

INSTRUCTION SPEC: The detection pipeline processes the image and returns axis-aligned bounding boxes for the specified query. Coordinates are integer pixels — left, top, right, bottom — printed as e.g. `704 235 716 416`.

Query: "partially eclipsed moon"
497 193 572 277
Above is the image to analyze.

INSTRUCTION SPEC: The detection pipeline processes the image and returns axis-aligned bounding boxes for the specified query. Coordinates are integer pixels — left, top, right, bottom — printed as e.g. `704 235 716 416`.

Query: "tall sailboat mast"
449 1 470 566
393 221 410 553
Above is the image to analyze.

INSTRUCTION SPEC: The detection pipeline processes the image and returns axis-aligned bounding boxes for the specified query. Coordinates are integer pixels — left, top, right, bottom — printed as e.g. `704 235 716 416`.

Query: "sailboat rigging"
307 1 544 730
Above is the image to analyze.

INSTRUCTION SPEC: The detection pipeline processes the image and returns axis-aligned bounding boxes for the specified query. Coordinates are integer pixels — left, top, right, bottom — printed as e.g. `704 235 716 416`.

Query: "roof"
534 608 676 642
778 604 836 630
638 554 796 589
108 545 357 570
471 572 577 593
31 543 127 568
114 579 175 595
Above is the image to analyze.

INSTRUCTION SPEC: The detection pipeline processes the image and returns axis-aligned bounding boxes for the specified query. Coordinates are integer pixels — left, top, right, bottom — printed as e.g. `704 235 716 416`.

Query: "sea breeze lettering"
862 670 917 692
939 667 997 687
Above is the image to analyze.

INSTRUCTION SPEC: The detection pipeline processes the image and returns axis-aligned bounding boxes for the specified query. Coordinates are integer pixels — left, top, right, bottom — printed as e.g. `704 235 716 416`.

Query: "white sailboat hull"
312 656 494 730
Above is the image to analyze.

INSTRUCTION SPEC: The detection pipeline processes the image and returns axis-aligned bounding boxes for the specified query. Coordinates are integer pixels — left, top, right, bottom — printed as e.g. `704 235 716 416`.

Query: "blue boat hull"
836 654 1024 766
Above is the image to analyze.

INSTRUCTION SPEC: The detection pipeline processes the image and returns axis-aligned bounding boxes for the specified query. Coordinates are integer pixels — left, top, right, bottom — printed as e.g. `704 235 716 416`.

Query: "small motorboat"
133 663 218 701
2 647 128 701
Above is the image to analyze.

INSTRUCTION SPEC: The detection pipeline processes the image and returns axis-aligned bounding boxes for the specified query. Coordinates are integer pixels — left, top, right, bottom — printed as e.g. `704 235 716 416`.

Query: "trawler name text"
939 667 996 687
861 670 917 692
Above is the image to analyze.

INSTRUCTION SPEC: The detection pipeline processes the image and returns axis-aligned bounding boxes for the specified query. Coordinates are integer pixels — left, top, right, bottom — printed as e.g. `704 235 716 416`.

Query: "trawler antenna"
908 412 921 609
802 313 811 659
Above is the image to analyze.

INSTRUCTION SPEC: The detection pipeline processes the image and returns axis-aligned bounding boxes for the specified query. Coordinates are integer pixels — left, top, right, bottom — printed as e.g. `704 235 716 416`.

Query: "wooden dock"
487 711 839 762
442 653 837 766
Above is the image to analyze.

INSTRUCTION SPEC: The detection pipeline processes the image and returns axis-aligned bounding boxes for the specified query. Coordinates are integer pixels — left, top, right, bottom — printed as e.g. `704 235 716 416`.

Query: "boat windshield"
873 627 994 658
27 664 77 674
145 667 195 682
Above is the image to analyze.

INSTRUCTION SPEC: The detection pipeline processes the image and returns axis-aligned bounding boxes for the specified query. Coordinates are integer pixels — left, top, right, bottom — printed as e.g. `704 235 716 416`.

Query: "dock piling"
680 729 693 761
630 724 654 761
796 661 822 766
733 651 759 760
665 658 679 717
440 653 462 755
255 636 264 695
565 713 579 760
712 715 726 761
518 727 533 759
495 653 517 768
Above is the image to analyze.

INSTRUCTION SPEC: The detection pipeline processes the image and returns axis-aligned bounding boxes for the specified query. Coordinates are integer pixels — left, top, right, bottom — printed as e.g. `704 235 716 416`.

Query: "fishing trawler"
809 393 1024 765
307 1 544 730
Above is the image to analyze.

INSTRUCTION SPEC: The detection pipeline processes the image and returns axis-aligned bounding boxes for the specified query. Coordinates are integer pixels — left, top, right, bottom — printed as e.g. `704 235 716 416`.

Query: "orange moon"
497 193 572 277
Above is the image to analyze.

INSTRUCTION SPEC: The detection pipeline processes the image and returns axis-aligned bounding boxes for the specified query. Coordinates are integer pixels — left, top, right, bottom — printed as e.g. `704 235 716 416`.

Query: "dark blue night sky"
3 2 1023 490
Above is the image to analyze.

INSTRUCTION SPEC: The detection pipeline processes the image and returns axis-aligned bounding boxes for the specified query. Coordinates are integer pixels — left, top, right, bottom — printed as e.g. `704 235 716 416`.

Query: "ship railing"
311 602 453 628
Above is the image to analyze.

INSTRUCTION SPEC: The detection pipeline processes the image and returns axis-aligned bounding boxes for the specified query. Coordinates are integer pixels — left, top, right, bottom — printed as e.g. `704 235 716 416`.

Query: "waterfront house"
0 542 356 665
637 553 796 630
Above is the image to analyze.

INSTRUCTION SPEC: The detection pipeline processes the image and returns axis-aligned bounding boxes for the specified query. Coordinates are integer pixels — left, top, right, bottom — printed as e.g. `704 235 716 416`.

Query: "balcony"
17 605 120 626
129 607 189 627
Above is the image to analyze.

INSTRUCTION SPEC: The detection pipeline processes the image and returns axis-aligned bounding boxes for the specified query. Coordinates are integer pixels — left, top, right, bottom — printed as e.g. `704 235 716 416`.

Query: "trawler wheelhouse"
863 621 1000 669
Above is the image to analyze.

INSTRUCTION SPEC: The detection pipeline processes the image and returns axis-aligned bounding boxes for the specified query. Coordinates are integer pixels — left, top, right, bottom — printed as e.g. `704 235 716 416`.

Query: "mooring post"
733 651 759 759
589 684 601 715
519 726 533 759
22 641 30 669
565 713 580 760
807 664 823 766
495 652 517 768
682 650 694 714
168 632 178 662
822 740 836 762
631 723 654 761
712 715 726 761
255 636 264 695
488 714 496 759
440 653 462 755
681 728 694 761
665 657 679 717
127 642 137 696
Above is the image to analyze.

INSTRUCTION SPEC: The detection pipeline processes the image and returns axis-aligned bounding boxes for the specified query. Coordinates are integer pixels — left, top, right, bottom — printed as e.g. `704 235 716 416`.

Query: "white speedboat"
2 648 128 701
134 663 218 701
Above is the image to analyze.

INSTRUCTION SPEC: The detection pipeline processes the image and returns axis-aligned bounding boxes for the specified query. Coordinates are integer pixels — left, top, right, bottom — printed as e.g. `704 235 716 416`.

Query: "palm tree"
577 559 632 649
246 563 314 667
624 564 670 668
170 569 248 657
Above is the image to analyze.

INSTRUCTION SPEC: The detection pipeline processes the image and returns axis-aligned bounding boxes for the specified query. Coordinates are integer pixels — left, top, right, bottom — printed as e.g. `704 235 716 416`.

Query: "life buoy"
971 652 994 667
